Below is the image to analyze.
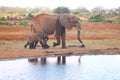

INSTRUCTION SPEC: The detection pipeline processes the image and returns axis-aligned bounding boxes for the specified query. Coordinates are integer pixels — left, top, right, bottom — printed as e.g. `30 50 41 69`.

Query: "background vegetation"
0 6 120 26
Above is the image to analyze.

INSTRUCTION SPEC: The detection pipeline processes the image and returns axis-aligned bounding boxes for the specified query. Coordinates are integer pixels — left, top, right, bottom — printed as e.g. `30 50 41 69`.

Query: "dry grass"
0 40 120 59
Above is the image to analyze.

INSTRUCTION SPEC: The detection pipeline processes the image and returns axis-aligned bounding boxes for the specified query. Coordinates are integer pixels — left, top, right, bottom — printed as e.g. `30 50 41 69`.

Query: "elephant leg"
24 42 29 48
42 44 49 49
33 41 38 49
79 40 85 48
32 43 35 49
53 34 61 47
40 41 49 49
77 30 85 48
44 43 50 48
29 42 34 49
61 27 66 48
29 43 32 49
44 38 50 48
39 41 43 47
38 37 49 49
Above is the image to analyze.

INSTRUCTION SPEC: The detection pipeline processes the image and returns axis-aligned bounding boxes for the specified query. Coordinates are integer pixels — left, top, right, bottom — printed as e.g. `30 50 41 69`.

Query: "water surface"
0 55 120 80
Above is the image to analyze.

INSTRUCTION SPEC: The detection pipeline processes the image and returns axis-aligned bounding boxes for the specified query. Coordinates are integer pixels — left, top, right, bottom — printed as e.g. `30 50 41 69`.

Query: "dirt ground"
0 22 120 59
0 22 120 40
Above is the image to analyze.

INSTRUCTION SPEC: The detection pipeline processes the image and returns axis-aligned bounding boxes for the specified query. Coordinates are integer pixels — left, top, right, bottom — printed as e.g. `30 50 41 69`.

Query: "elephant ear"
59 15 72 29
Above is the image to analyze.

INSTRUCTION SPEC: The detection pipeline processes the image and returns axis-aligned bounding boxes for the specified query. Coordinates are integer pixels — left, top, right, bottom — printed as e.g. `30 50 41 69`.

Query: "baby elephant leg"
24 42 29 48
29 42 34 49
44 38 50 48
33 41 38 49
40 41 49 49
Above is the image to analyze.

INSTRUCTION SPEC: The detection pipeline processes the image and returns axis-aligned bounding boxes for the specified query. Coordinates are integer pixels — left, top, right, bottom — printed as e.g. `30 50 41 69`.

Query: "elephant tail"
31 24 33 32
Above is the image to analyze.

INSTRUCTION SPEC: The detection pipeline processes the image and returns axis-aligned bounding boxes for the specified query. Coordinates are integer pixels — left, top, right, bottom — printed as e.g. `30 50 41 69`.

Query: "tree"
72 7 90 17
92 6 105 15
26 13 33 20
116 7 120 16
53 7 70 14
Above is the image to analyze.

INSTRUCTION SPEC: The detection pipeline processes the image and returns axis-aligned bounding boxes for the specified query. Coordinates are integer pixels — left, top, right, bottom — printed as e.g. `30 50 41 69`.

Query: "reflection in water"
0 55 120 80
28 56 67 64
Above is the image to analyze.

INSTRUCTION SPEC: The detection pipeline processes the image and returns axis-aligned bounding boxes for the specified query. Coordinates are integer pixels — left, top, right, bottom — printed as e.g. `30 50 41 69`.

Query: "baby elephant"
24 31 49 49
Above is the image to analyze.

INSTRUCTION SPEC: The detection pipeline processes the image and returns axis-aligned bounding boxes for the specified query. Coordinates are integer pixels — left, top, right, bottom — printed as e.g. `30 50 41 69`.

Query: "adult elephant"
31 14 85 48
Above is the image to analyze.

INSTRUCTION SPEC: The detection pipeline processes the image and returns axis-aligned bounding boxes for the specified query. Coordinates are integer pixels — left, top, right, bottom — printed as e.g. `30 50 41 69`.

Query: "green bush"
0 21 5 25
102 20 113 23
13 22 17 25
19 22 29 26
114 20 120 24
89 14 104 22
53 7 70 14
5 22 13 26
0 21 12 26
0 17 6 21
0 21 30 26
72 11 80 15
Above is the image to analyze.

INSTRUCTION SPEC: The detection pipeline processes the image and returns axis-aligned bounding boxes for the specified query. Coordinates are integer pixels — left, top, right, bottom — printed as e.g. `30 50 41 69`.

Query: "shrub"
0 21 5 25
26 13 33 20
0 17 6 21
5 22 13 26
19 22 29 26
102 20 113 23
89 14 104 22
114 20 120 24
53 7 70 14
13 22 17 25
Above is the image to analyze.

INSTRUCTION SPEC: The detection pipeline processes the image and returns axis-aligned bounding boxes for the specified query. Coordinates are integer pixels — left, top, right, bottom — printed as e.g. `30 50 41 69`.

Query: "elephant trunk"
76 22 85 48
77 24 82 43
77 22 85 47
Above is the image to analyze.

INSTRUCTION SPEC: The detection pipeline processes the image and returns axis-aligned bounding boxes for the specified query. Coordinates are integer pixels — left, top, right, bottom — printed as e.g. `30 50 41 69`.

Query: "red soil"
0 22 120 41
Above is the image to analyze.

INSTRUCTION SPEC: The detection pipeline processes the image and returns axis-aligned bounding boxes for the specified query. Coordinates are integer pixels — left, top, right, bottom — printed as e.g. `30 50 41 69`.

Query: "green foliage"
28 13 33 17
5 22 13 26
114 19 120 24
102 20 113 23
0 17 5 21
72 11 80 15
53 7 70 14
26 13 33 20
0 21 12 26
13 22 17 25
72 7 90 17
0 21 4 25
18 13 26 17
19 22 29 27
0 21 29 26
89 14 104 22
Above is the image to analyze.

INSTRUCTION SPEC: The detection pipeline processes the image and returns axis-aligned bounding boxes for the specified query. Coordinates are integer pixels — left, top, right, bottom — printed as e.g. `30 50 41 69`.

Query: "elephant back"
31 14 59 35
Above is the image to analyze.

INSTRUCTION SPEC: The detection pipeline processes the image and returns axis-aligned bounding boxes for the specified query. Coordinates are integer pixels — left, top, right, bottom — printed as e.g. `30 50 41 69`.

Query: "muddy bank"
0 47 120 59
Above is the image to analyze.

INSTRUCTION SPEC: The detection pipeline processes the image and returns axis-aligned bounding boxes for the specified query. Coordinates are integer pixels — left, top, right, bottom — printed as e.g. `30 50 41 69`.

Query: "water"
0 55 120 80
